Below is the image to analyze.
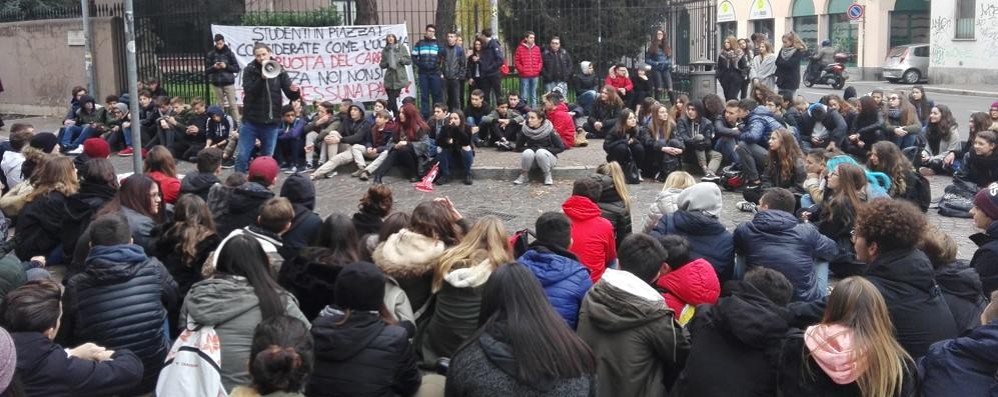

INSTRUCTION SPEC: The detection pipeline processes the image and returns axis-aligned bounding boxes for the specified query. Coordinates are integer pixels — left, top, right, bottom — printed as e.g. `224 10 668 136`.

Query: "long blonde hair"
598 162 631 211
431 216 512 292
812 277 913 397
26 156 79 202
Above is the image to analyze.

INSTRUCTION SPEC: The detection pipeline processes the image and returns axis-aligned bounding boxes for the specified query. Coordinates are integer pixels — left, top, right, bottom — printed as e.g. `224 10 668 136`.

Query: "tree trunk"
354 0 379 25
435 0 458 34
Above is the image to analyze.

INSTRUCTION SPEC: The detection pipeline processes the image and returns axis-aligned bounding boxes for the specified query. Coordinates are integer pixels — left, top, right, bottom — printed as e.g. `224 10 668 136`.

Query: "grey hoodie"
180 276 308 391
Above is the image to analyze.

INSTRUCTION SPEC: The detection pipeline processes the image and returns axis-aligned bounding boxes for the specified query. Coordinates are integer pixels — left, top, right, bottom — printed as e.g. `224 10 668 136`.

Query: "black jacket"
774 49 805 90
353 211 383 237
934 260 988 334
955 149 998 189
278 249 347 321
541 48 573 83
971 220 998 296
676 114 716 150
12 332 144 397
672 281 796 397
60 182 116 270
593 173 632 248
60 244 179 393
206 45 240 87
307 309 422 397
241 59 301 124
15 191 71 261
478 38 504 76
280 173 322 253
867 249 958 358
180 171 220 202
437 124 474 150
215 181 275 238
152 227 221 296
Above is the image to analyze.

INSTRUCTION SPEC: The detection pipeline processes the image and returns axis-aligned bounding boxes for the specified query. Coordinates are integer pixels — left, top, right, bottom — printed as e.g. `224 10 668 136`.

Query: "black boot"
463 174 473 185
435 175 449 185
372 174 383 184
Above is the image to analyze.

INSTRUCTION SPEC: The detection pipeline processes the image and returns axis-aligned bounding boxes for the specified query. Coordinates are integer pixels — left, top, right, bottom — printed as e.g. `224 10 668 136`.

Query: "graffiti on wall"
930 16 952 65
980 3 998 42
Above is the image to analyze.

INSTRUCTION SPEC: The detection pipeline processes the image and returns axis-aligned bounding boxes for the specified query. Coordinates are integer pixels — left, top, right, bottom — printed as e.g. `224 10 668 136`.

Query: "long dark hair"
969 111 991 144
378 212 411 242
143 145 177 177
409 201 463 246
648 29 671 56
472 263 596 386
217 235 286 319
310 213 360 263
82 158 120 190
97 174 163 223
868 141 912 197
926 104 957 142
823 163 866 226
165 194 216 266
856 96 881 125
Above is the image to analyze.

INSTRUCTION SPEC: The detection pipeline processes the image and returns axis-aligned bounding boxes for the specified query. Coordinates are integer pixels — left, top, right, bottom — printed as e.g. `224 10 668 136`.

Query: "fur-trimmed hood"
443 259 494 289
372 228 446 278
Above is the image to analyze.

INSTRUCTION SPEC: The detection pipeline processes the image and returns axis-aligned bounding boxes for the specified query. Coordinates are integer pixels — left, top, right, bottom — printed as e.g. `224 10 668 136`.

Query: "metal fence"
5 0 715 104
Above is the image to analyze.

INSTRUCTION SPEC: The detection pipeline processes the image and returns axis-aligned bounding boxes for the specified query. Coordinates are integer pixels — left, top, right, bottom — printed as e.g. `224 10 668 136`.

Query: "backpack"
904 171 932 212
719 165 744 191
509 229 534 258
156 317 226 397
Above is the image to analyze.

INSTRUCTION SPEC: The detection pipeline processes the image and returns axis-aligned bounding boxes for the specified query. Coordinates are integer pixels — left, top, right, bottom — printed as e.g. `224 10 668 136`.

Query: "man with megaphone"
236 42 301 173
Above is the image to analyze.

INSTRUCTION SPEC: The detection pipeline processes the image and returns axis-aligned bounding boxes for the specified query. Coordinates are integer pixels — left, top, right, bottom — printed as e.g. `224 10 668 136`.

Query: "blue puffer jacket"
739 106 784 146
650 211 735 282
918 322 998 396
61 244 179 393
518 242 592 329
734 210 838 302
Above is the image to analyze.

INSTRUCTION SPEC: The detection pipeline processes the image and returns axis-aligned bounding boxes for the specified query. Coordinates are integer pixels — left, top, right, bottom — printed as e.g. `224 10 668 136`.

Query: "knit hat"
280 173 316 210
248 156 279 186
974 183 998 220
0 327 14 391
29 132 59 153
113 103 129 115
580 61 592 75
334 262 386 311
677 182 723 217
991 101 998 111
83 137 110 158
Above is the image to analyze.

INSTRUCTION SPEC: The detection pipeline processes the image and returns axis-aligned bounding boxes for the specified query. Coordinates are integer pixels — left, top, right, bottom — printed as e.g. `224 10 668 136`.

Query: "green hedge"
240 6 342 27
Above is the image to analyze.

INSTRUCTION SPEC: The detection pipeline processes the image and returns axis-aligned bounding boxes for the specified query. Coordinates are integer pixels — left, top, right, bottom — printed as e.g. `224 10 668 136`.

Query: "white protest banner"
211 24 415 104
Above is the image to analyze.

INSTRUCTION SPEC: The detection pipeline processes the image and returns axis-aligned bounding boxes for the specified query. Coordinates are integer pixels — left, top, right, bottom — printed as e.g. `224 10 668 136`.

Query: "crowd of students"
0 115 996 396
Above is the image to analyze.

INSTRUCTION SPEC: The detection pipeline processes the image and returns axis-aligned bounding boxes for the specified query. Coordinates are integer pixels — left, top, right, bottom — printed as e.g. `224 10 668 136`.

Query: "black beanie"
29 132 59 153
335 262 385 312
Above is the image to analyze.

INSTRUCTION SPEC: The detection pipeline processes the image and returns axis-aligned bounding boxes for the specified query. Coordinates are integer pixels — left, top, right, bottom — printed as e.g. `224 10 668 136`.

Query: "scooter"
803 53 850 90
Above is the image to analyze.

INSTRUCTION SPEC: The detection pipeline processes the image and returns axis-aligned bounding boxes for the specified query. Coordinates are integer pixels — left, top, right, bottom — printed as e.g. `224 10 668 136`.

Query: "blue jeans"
437 148 474 177
236 120 279 173
577 90 598 115
520 77 539 108
61 125 98 149
891 133 918 151
418 73 443 119
714 137 739 165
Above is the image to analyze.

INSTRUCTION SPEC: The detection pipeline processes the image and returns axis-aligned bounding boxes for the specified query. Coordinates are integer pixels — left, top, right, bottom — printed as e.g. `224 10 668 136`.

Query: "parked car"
882 44 929 84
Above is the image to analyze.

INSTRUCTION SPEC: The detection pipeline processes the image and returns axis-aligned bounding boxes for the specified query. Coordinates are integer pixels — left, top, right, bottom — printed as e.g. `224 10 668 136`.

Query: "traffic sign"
847 3 864 20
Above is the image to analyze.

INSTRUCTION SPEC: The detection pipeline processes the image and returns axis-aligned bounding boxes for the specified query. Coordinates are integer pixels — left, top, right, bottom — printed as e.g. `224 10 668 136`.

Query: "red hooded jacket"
655 257 720 316
604 73 633 94
514 42 543 78
562 195 617 283
547 102 575 148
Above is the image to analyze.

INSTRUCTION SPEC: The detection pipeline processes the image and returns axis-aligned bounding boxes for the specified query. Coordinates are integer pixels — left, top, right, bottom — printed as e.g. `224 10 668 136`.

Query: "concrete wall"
0 17 123 116
929 0 998 84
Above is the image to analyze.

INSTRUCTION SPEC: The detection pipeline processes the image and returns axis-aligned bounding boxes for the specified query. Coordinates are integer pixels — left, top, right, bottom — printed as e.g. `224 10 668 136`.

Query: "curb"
348 164 602 182
921 86 998 98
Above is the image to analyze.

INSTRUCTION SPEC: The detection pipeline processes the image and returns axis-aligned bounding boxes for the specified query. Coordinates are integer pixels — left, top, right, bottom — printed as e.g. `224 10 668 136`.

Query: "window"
913 46 930 57
956 0 976 39
793 16 819 55
889 11 930 47
828 13 857 66
752 19 774 40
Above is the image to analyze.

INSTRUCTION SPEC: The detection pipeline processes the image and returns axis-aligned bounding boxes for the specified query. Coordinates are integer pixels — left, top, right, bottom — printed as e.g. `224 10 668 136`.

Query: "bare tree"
354 0 379 24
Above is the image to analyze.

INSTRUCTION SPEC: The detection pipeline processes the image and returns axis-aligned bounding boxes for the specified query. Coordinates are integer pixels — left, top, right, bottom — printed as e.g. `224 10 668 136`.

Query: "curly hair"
868 141 912 197
358 185 393 218
855 198 925 251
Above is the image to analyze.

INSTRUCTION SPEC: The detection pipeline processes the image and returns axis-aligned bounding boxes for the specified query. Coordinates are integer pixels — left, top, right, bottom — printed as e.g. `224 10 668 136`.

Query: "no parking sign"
847 3 864 22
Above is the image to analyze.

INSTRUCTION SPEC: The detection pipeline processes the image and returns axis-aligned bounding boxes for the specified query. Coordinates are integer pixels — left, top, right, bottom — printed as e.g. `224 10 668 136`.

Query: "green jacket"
380 43 413 90
577 268 689 397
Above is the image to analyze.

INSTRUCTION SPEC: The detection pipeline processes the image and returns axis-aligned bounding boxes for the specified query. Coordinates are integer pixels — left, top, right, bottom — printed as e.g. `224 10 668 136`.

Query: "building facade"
716 0 929 80
929 0 998 84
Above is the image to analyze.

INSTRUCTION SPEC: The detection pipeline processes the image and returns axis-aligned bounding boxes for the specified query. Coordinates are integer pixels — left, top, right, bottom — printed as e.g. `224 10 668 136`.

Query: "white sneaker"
67 146 84 155
736 201 757 213
513 173 528 185
544 173 554 185
283 166 298 174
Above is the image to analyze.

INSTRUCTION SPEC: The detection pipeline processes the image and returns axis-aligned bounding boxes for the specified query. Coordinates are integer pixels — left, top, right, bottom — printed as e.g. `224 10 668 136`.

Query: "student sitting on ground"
518 212 592 329
562 177 616 283
653 235 720 326
180 147 222 202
